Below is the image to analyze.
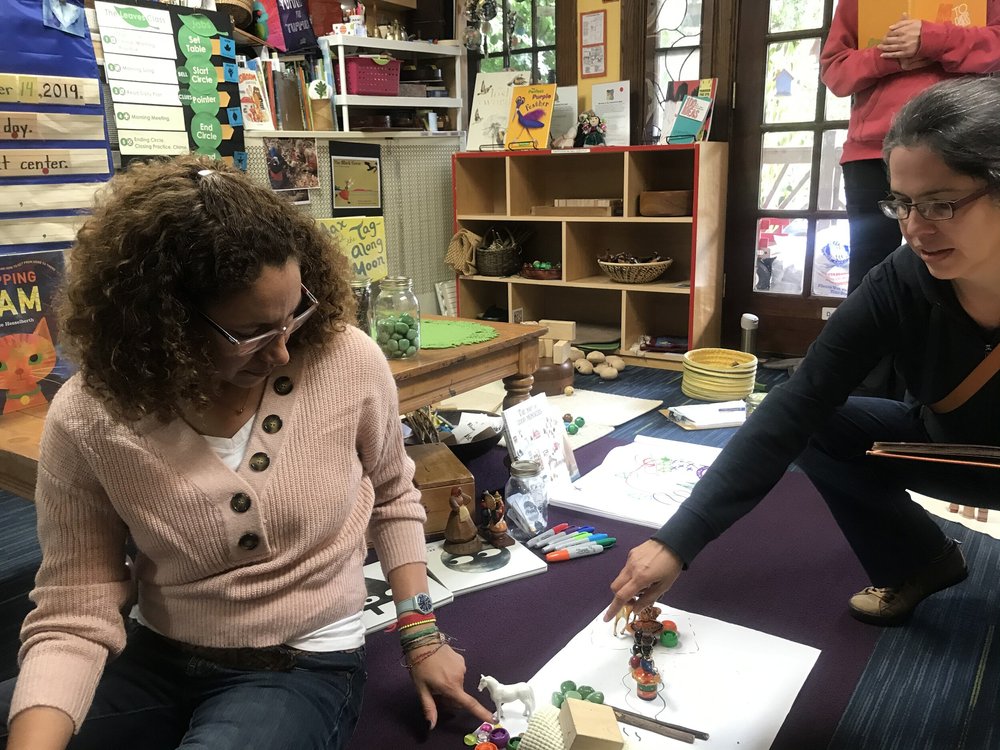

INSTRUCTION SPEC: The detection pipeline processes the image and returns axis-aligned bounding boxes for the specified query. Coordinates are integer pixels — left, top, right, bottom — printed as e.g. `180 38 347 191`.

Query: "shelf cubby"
453 144 728 370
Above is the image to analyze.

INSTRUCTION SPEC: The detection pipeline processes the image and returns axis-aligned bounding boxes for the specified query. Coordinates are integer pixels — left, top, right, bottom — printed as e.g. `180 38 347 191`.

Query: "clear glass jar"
504 459 548 541
373 276 420 359
349 278 373 337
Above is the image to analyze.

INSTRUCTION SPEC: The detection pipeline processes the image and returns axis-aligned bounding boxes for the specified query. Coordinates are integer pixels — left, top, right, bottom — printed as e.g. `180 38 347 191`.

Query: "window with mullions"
754 0 852 299
477 0 556 82
648 0 703 143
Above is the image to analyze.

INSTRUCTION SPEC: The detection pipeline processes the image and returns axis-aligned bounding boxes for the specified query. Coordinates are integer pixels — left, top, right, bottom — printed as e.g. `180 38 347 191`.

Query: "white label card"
117 129 189 155
111 103 185 131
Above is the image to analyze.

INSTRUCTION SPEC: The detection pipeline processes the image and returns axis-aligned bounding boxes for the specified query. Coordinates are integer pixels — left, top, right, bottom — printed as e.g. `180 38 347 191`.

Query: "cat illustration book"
0 250 69 415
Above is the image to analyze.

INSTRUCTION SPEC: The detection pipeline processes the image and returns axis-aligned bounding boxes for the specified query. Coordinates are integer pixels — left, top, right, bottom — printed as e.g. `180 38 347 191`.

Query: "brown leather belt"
143 628 304 672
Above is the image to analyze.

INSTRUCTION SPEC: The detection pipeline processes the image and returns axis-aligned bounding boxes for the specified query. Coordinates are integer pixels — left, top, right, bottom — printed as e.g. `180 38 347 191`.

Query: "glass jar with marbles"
373 276 420 359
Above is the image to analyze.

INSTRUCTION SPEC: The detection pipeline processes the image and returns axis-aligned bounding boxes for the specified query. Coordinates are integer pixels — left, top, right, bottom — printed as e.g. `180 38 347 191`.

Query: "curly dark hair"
60 154 355 422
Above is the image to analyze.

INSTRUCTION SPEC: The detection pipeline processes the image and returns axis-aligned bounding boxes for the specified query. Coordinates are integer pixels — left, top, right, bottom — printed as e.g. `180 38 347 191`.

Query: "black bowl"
436 409 504 462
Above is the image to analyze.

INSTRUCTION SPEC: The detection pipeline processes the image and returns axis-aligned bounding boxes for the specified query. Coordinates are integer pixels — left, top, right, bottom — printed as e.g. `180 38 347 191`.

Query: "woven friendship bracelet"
400 627 440 646
403 642 447 670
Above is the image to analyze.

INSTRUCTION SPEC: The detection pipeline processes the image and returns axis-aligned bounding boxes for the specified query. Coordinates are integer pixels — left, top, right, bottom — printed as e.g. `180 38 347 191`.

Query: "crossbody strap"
930 345 1000 414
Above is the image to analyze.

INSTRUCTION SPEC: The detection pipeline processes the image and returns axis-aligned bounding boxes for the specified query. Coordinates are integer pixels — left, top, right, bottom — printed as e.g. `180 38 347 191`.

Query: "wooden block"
539 319 577 341
638 190 694 217
542 338 554 358
531 205 614 217
552 339 571 365
559 698 624 750
404 443 475 536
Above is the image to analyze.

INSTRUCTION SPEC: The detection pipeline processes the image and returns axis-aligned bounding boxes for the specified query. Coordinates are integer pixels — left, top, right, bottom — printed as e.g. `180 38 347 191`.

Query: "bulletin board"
579 10 607 79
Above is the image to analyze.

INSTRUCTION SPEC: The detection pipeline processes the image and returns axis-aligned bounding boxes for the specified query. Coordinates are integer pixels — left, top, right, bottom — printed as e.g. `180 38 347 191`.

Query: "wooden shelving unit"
452 144 729 371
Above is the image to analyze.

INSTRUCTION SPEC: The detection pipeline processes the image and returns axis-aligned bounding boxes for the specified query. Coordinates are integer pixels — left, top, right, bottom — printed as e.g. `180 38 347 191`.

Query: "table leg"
502 373 534 410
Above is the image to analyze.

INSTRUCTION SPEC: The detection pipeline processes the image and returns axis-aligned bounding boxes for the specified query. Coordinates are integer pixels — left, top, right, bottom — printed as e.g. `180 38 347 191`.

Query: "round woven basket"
681 347 757 401
598 258 673 284
218 0 254 29
477 245 521 276
683 348 757 372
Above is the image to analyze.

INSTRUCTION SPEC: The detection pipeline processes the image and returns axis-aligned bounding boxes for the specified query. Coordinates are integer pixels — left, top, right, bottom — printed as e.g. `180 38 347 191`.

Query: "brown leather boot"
848 541 968 626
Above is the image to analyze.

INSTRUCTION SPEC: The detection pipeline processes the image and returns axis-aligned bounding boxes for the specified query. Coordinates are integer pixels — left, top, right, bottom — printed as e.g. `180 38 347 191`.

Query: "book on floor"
662 400 747 430
424 538 547 596
361 560 454 634
867 442 1000 470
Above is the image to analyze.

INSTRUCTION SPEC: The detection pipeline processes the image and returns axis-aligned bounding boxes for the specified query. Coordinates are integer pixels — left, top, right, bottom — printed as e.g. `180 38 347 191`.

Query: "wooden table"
0 317 544 502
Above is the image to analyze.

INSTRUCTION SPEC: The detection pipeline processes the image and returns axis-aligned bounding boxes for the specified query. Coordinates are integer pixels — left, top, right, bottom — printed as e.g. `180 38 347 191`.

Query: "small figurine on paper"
480 490 515 547
477 675 535 720
443 487 483 556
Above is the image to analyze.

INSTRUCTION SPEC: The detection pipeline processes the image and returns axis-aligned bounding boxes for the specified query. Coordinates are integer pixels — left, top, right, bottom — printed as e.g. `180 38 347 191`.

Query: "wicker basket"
683 348 757 371
598 258 673 284
476 227 523 277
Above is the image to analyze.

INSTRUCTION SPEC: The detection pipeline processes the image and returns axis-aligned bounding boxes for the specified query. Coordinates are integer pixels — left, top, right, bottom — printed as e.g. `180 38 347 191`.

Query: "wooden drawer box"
405 443 475 536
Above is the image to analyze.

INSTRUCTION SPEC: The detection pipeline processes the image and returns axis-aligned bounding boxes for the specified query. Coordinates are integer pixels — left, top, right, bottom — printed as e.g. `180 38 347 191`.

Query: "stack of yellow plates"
681 348 757 401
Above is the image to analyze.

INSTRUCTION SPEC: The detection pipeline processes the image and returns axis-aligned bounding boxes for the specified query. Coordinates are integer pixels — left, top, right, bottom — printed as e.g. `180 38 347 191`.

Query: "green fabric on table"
420 319 499 349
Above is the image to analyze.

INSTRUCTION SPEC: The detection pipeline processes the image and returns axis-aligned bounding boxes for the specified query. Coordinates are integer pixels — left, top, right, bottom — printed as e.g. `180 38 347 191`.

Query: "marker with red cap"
526 523 570 548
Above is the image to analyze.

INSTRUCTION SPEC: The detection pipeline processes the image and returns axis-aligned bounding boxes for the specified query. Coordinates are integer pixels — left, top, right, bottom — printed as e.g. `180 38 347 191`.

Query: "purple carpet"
351 439 880 748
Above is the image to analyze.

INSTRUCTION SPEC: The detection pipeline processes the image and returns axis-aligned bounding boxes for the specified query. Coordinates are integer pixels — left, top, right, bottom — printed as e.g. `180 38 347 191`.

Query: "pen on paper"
718 406 746 412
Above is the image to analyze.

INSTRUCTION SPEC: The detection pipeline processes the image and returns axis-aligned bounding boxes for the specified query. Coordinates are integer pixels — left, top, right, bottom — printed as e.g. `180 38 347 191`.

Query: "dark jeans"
842 159 901 294
843 159 906 399
798 397 996 588
0 624 366 750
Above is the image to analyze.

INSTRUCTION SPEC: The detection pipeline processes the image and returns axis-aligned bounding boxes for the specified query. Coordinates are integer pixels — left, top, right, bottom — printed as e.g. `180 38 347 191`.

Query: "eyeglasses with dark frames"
877 185 992 221
197 284 319 357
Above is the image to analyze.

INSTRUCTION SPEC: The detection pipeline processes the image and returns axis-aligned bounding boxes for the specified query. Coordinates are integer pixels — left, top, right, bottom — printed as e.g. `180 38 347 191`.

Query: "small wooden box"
405 443 475 536
638 190 694 216
559 698 624 750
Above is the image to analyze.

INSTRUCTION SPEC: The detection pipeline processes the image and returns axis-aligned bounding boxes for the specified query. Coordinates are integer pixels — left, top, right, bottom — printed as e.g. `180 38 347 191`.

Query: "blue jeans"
798 397 997 587
0 623 366 749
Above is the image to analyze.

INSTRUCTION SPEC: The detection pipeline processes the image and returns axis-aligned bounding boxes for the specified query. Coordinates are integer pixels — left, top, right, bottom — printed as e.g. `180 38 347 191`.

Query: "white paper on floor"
439 382 662 451
910 491 1000 540
549 435 722 527
493 604 819 749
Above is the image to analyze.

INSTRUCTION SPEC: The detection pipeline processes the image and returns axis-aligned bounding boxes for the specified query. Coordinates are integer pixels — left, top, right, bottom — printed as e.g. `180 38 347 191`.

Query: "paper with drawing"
551 436 721 527
495 605 819 748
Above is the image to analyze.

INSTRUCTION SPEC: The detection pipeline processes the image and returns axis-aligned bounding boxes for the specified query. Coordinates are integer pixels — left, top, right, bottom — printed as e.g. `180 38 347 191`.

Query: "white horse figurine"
477 674 535 720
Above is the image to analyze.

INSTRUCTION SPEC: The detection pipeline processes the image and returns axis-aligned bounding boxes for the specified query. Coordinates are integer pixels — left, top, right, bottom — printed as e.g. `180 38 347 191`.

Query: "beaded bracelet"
398 617 437 631
386 612 437 634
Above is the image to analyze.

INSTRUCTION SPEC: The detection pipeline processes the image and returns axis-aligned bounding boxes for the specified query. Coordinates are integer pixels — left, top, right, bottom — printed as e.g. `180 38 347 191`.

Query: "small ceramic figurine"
480 490 515 548
443 487 483 555
478 674 535 720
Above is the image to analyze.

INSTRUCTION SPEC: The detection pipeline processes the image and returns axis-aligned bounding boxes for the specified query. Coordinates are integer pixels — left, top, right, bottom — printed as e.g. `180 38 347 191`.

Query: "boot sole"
848 567 969 627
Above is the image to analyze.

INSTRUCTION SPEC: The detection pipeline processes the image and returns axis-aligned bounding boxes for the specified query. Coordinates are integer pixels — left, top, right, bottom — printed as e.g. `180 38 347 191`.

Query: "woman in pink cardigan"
0 156 490 749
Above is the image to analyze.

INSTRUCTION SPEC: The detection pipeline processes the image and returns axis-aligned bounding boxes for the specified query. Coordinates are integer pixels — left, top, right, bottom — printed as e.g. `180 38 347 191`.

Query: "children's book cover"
424 538 547 596
502 393 579 500
466 71 524 152
361 560 454 634
504 83 557 151
238 59 274 131
0 250 71 415
859 0 985 48
660 78 717 144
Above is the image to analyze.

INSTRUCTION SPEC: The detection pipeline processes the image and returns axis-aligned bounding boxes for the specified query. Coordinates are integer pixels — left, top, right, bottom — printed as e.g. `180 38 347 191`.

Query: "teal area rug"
830 518 1000 750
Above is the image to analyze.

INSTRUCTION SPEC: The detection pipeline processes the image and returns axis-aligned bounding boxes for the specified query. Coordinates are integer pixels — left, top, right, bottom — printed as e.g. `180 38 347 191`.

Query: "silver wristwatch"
396 592 434 615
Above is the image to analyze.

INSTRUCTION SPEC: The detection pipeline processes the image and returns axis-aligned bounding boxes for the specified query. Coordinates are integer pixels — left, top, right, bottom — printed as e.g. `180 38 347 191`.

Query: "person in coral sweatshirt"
822 0 1000 295
0 156 491 750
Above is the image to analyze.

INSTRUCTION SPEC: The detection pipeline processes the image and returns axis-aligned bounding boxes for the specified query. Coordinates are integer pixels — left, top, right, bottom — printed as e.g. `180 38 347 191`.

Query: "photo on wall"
262 137 319 192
